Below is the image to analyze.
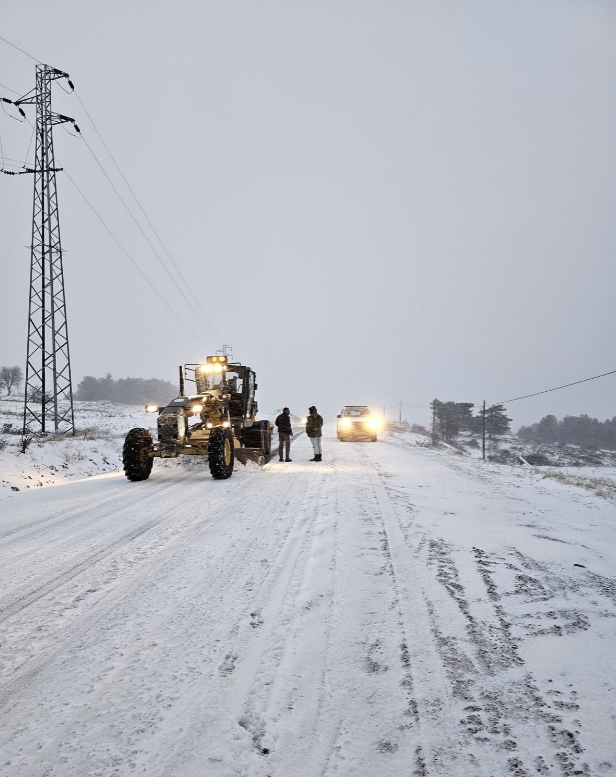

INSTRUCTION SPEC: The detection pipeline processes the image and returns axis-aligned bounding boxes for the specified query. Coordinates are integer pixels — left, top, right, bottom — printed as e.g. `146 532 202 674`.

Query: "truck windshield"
344 407 369 416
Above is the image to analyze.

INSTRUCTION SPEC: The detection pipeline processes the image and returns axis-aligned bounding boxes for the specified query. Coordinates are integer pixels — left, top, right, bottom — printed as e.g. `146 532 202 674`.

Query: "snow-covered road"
0 428 614 776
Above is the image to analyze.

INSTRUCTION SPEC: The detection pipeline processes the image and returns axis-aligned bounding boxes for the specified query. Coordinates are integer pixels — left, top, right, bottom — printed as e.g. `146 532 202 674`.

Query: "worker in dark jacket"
275 407 293 462
306 405 324 461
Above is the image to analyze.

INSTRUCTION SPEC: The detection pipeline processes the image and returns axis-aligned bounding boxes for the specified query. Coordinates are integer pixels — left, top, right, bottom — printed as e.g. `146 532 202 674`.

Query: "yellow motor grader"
122 355 272 481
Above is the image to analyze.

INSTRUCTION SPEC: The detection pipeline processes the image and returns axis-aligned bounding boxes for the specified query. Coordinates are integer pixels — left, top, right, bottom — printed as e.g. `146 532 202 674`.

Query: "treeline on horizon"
75 374 177 405
517 414 616 451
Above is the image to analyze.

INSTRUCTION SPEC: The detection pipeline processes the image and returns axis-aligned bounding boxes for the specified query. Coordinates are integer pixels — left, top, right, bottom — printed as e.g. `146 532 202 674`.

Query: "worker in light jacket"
306 405 323 461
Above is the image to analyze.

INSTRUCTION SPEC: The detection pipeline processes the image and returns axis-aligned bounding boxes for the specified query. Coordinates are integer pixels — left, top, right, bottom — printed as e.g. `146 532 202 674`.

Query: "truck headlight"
341 419 351 428
368 418 380 429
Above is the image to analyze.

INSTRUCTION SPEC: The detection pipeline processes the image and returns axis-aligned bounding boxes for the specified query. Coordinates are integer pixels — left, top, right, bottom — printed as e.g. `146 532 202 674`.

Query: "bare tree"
0 365 23 396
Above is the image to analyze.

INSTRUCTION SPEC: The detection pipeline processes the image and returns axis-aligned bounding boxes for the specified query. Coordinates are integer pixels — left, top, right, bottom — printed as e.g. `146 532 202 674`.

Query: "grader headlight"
145 404 159 413
192 404 203 414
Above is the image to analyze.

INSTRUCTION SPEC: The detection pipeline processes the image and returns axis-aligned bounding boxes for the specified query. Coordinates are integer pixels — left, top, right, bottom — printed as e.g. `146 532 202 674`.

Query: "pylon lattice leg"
22 64 75 436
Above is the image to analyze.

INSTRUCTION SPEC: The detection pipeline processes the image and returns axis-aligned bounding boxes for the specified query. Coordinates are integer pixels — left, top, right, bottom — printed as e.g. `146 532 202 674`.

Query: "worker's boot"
285 458 292 462
315 453 322 462
310 454 318 461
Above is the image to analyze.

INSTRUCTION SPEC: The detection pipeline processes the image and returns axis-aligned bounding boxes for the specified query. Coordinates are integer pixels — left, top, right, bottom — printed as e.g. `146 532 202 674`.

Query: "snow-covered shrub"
541 470 616 500
61 444 86 464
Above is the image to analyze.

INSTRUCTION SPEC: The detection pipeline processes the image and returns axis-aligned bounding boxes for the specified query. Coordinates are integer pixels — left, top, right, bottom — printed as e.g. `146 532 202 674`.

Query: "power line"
0 81 20 95
8 76 219 355
0 155 27 164
498 369 616 404
24 120 35 164
386 403 429 409
63 168 211 349
73 90 223 343
17 111 210 351
0 34 41 63
2 37 224 344
77 129 221 344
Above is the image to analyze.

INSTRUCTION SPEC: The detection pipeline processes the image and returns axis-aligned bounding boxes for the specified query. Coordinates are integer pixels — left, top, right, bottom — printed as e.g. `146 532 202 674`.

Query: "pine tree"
484 404 511 440
430 399 475 443
535 414 559 443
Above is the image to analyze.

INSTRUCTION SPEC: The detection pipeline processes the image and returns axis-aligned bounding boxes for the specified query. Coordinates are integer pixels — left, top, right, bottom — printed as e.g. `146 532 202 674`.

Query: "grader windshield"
195 368 227 393
191 356 232 394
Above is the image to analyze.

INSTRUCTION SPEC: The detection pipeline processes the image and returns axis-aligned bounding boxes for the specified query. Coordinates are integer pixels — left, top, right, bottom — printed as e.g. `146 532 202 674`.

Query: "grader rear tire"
208 426 235 480
123 428 154 481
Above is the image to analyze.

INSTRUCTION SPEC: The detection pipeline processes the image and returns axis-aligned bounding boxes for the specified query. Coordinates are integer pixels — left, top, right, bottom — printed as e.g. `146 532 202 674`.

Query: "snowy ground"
0 424 615 776
0 397 157 494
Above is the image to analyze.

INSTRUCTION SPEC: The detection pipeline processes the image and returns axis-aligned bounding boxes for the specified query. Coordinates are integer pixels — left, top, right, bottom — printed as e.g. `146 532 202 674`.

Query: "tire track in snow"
0 470 181 545
162 465 329 777
0 459 319 776
0 469 255 624
0 520 222 706
0 465 277 706
244 469 338 777
0 431 606 776
364 440 594 776
360 455 459 776
0 519 160 623
0 474 197 603
223 440 434 776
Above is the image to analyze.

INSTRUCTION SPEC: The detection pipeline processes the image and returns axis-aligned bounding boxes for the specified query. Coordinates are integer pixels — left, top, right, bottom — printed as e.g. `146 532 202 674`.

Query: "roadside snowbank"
0 397 156 495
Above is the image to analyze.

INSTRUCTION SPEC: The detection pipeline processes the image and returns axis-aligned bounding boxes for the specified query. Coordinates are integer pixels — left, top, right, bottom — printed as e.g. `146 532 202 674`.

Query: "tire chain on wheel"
123 428 154 481
208 426 234 480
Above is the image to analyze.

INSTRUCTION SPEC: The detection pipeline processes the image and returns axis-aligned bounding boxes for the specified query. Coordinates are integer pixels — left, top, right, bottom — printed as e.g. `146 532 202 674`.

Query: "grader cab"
122 355 272 481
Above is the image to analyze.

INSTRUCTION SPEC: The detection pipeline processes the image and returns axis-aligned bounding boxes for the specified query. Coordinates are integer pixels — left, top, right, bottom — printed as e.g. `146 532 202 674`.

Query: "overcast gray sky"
1 0 615 428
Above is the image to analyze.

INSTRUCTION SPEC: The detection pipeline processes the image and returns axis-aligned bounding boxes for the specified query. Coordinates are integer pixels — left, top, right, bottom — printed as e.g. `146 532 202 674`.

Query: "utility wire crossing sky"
1 1 615 428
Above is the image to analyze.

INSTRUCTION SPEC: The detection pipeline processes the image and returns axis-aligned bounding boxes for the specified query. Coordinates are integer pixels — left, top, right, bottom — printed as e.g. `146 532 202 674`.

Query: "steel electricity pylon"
9 64 80 436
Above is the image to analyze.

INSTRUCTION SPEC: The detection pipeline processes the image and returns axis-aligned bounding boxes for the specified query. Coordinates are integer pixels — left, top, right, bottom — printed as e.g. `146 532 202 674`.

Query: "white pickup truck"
336 406 380 442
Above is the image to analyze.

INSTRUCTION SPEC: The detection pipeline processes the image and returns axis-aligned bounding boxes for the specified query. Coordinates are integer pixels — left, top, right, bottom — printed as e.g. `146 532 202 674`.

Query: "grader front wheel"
123 428 154 481
208 426 235 479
